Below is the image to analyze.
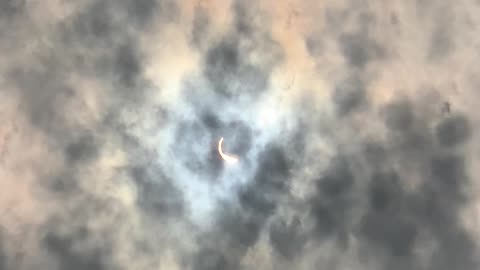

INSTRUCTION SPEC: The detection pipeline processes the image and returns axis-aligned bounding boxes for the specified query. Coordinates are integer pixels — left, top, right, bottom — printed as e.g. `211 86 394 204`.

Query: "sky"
1 0 480 269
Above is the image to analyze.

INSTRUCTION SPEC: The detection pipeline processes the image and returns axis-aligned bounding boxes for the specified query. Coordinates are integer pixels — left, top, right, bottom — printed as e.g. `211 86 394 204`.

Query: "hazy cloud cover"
1 0 480 269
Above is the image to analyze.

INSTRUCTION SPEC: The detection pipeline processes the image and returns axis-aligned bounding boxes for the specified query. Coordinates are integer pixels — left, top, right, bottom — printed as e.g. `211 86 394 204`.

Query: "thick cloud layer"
1 0 480 269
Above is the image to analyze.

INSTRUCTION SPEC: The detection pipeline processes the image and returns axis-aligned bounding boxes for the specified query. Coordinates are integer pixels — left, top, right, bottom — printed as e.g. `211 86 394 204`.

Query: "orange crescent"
218 137 239 163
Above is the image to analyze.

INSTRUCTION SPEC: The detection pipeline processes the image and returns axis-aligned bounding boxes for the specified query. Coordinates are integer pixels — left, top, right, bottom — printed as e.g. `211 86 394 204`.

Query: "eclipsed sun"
218 137 239 164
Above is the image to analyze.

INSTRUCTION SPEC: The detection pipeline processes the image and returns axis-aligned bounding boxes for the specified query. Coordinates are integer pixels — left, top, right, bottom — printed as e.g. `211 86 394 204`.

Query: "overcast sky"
1 0 480 269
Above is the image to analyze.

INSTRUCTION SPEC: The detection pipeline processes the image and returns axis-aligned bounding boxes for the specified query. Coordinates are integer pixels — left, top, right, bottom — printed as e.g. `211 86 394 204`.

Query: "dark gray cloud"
0 235 6 270
191 6 211 50
0 0 24 22
338 31 384 69
316 158 354 200
130 165 185 218
269 216 306 259
112 43 143 88
239 145 290 217
435 114 471 147
384 100 415 131
200 1 283 101
191 247 228 270
43 230 111 270
7 64 73 136
426 6 456 61
332 74 368 116
428 23 454 61
203 38 270 99
308 157 356 245
64 134 99 164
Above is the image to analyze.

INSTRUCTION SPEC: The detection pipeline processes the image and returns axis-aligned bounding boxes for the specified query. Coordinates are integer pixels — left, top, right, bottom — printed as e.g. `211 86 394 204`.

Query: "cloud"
1 0 479 269
435 114 471 147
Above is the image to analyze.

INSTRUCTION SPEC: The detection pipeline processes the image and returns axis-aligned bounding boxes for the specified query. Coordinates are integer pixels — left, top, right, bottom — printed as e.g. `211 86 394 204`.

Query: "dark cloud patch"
0 235 7 270
204 39 269 99
201 1 283 100
417 177 478 270
251 144 290 190
0 0 24 20
361 211 418 258
416 189 478 270
332 75 367 116
192 248 229 270
237 185 276 221
288 125 307 161
204 39 240 97
435 114 471 147
188 204 258 270
200 111 221 130
361 171 418 258
317 159 354 199
238 144 290 218
310 158 355 240
43 229 112 270
368 171 402 212
428 25 453 61
99 41 153 108
191 6 210 49
394 123 431 156
390 12 399 25
325 6 353 33
384 100 415 132
338 31 384 68
305 35 324 57
382 100 433 161
8 64 74 136
49 171 81 196
217 206 265 250
124 0 159 27
269 217 306 259
112 43 142 87
309 202 337 239
146 0 178 24
64 135 99 164
231 0 258 37
66 1 117 46
206 40 240 72
130 166 184 218
362 142 389 170
429 229 478 270
427 11 455 61
38 188 136 270
430 154 468 198
67 0 174 41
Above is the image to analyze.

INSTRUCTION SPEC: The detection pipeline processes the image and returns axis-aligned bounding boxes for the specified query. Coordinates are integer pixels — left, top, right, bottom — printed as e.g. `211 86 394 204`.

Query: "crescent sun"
218 137 239 163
